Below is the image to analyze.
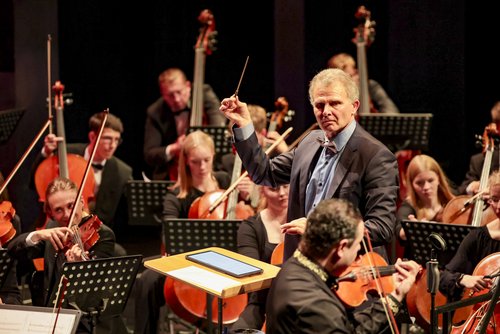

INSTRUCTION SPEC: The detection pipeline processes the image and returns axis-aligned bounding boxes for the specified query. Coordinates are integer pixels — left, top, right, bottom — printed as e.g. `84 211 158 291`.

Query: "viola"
334 251 396 308
0 201 17 247
451 252 500 333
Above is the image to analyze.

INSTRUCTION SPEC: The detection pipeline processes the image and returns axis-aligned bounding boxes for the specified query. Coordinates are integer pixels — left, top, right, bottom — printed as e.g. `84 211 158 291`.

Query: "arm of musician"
390 258 421 303
466 181 480 195
219 96 252 129
165 134 186 162
265 131 289 154
41 133 64 157
458 274 493 293
280 217 307 236
26 227 73 251
236 176 255 202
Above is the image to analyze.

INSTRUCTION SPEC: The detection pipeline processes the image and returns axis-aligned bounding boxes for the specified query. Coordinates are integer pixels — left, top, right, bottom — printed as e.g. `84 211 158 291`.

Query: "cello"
442 124 499 226
450 252 500 333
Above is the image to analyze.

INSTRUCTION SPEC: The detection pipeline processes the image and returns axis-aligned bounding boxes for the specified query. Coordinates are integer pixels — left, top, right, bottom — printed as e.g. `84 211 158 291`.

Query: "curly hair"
300 198 362 259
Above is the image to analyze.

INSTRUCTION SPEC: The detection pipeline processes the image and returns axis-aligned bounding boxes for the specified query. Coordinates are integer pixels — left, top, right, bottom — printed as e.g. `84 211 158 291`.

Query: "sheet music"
0 309 77 334
167 265 241 294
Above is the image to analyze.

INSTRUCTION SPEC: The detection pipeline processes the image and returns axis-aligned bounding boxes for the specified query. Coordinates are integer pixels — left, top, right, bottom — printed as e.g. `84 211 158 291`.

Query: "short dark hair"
89 112 124 133
300 198 362 259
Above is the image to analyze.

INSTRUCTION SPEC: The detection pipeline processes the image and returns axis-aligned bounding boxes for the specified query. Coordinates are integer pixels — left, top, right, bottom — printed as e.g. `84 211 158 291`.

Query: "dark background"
1 0 498 233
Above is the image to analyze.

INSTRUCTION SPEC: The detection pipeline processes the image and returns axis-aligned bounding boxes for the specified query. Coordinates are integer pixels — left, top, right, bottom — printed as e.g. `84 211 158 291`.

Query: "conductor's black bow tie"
316 137 338 154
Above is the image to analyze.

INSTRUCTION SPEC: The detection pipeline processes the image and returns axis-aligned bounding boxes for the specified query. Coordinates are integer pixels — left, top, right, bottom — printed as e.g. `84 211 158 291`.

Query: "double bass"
34 81 95 219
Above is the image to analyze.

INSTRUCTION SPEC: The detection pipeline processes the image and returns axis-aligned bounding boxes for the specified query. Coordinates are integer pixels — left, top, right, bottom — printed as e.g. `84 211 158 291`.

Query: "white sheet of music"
0 307 78 334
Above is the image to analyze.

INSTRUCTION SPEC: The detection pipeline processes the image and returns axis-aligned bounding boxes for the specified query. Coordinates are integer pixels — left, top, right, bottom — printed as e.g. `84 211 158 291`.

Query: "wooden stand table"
145 246 281 334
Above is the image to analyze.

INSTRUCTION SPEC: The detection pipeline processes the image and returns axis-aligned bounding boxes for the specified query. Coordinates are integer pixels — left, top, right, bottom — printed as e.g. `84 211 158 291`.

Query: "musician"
32 112 133 239
134 130 230 334
396 154 456 257
266 198 420 333
328 53 400 114
143 67 226 181
229 184 304 332
439 169 500 302
457 101 500 195
7 177 121 333
220 68 399 262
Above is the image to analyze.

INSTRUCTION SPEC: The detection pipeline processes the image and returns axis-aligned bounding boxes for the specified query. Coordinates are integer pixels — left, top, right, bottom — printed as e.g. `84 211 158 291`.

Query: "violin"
64 214 102 256
334 251 396 308
0 201 17 247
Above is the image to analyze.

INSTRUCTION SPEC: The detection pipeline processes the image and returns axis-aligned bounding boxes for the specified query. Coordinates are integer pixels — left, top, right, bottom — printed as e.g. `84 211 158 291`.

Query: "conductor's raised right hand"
219 96 252 128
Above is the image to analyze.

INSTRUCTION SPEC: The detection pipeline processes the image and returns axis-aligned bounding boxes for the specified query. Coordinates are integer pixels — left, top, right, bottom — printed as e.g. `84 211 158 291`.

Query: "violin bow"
65 109 109 260
361 230 400 334
0 119 52 197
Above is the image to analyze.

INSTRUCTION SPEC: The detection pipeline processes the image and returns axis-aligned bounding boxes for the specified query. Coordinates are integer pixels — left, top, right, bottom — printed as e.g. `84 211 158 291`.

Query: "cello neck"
190 46 205 127
53 81 69 179
470 133 495 226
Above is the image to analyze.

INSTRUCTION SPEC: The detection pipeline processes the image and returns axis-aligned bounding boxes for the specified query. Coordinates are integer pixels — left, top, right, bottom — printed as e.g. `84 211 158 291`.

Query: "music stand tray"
48 255 142 331
0 248 14 290
162 218 242 255
0 303 81 334
0 108 25 145
401 220 478 266
126 180 174 226
357 113 433 151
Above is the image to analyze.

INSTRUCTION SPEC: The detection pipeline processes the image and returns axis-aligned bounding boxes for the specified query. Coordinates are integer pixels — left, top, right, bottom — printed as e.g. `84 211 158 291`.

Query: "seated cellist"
439 169 500 302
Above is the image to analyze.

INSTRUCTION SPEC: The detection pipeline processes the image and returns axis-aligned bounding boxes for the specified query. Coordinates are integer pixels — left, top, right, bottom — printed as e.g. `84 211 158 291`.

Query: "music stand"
126 180 174 226
162 218 241 255
401 220 478 267
188 126 233 156
0 108 25 144
357 113 433 151
0 248 14 290
48 255 142 334
162 218 242 334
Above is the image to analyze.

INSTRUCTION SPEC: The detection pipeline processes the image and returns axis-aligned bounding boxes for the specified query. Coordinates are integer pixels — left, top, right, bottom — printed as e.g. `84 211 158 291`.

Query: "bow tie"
316 137 338 154
92 163 104 171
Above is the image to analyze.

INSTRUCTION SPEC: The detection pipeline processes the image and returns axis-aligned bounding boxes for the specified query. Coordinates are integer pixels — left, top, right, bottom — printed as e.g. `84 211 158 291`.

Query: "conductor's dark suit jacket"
234 123 399 261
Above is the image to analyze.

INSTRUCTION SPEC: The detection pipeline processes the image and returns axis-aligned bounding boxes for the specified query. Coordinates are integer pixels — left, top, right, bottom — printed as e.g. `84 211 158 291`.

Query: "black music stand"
188 126 233 158
126 180 174 226
401 220 478 267
162 218 242 334
48 255 142 334
0 248 14 290
0 108 25 144
357 113 433 151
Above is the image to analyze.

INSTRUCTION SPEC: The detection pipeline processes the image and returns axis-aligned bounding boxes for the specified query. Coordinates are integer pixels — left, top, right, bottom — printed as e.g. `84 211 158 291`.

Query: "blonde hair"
406 154 455 219
172 130 215 198
488 170 500 189
44 177 78 214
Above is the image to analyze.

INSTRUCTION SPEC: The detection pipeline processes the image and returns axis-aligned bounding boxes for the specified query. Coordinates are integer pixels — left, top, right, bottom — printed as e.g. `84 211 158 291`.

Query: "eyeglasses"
100 136 123 145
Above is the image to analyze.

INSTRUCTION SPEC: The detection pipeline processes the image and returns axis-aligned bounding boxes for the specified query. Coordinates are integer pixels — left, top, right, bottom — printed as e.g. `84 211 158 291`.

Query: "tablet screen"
186 250 263 278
